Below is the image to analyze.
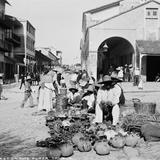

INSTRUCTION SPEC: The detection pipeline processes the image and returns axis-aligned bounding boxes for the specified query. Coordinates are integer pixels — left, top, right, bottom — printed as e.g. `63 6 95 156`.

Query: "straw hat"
111 76 123 83
98 75 113 84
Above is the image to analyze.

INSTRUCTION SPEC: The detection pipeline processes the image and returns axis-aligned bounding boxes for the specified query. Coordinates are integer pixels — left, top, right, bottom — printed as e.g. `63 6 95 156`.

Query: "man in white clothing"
94 75 121 126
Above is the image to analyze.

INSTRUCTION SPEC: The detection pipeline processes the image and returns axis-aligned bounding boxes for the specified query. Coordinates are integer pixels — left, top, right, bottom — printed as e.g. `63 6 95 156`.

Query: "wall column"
87 51 97 80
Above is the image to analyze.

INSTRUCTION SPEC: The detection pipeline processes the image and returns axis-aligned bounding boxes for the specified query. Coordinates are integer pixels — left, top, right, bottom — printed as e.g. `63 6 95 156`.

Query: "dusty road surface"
0 82 160 159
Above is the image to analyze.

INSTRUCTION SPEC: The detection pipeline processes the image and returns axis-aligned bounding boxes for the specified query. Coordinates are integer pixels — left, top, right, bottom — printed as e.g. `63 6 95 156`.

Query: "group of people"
107 64 133 82
20 68 125 126
19 72 40 90
65 70 125 126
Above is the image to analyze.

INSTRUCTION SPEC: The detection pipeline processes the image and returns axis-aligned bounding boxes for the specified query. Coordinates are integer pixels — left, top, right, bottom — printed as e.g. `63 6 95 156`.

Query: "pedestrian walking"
20 76 34 108
134 68 140 86
117 67 124 81
19 74 25 89
0 73 3 100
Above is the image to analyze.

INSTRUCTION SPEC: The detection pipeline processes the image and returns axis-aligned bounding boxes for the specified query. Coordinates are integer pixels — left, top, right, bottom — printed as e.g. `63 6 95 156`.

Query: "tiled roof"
136 40 160 54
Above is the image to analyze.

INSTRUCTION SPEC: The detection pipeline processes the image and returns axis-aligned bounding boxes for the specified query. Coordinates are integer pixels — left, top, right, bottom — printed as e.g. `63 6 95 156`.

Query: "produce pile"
36 108 143 160
121 112 160 132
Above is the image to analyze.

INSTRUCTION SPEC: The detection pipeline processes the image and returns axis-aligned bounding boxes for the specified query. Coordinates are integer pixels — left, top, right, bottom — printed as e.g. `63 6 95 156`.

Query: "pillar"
87 51 97 80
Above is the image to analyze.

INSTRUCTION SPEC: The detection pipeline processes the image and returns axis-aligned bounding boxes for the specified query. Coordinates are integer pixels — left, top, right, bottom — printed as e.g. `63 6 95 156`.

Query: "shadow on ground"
0 131 47 157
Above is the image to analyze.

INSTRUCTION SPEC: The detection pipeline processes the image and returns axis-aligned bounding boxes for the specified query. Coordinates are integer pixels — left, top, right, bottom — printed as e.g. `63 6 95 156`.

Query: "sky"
6 0 115 64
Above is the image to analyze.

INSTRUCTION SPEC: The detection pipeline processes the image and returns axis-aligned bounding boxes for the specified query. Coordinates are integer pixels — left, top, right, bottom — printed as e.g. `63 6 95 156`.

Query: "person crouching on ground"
20 76 33 108
67 85 81 106
94 75 121 126
82 85 96 113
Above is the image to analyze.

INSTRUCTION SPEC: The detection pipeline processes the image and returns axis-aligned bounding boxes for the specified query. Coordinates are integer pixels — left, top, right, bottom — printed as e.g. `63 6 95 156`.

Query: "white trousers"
95 103 120 125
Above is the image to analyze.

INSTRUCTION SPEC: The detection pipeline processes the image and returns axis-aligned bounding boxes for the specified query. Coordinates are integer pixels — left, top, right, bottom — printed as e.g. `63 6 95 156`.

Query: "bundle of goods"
55 94 68 114
121 112 160 134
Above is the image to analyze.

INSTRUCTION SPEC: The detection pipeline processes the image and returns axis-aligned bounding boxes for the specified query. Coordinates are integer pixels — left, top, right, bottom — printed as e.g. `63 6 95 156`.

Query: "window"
146 8 158 19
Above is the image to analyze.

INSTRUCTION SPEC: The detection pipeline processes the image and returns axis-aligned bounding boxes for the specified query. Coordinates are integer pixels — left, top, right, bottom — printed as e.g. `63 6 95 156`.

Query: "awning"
136 40 160 54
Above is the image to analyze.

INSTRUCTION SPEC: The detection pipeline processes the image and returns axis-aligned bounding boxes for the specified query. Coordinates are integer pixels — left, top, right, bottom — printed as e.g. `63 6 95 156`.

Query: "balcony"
0 39 12 52
0 12 18 29
0 12 6 27
5 30 21 46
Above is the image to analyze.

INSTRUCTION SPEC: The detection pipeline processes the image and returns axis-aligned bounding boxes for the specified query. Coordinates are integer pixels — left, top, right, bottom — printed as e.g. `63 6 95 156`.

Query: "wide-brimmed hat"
129 64 133 68
69 85 78 92
111 76 123 83
98 75 113 84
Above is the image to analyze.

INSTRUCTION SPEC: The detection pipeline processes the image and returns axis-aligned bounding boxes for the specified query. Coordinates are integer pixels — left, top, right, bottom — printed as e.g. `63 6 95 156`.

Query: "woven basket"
134 102 156 115
55 94 68 113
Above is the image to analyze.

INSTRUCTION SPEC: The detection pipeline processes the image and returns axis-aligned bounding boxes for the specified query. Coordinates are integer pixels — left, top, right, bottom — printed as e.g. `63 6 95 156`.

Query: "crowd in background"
19 67 126 126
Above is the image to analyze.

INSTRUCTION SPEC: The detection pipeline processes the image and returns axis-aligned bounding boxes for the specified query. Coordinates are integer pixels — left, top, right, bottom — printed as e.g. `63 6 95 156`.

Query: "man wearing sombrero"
94 75 122 126
67 85 81 105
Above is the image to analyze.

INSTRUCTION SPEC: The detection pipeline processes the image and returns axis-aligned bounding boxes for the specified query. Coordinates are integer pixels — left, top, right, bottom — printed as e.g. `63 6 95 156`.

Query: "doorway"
147 56 160 81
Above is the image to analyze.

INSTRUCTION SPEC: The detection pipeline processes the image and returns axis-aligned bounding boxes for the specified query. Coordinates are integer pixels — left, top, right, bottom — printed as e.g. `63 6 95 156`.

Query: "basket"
134 102 156 115
55 94 68 113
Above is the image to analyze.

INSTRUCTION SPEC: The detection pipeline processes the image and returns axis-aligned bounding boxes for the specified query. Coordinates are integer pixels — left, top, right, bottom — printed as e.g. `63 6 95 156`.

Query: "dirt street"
0 82 160 159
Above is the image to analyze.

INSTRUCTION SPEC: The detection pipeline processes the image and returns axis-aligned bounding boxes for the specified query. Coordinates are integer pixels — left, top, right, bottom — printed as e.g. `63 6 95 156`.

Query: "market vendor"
82 85 96 113
67 85 81 105
94 75 121 126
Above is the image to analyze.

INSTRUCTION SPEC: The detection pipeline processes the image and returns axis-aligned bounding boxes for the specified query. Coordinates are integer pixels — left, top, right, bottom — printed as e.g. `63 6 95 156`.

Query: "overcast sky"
6 0 115 64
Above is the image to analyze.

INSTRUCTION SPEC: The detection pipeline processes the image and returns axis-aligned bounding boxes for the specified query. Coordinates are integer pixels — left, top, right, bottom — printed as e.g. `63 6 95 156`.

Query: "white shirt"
82 94 95 109
96 85 121 106
118 70 123 78
135 69 140 75
94 84 121 123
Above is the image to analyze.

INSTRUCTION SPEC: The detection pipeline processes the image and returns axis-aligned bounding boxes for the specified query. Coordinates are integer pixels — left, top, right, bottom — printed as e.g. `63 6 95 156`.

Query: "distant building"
36 47 61 67
15 19 36 75
0 0 36 82
35 50 52 73
0 0 22 82
81 0 160 81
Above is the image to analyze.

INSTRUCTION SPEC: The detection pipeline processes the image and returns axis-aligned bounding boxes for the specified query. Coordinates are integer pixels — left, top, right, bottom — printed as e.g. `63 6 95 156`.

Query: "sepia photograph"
1 0 160 159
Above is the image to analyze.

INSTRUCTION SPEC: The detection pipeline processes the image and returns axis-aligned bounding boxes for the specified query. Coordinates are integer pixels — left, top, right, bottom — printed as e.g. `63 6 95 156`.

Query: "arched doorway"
97 37 135 80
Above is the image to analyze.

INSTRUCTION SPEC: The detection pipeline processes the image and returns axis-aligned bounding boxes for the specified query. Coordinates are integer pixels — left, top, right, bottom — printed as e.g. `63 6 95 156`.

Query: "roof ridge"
88 0 160 29
84 0 123 14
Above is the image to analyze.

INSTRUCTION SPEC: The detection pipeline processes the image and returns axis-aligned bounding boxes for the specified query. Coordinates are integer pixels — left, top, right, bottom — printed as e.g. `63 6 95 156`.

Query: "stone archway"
97 36 135 80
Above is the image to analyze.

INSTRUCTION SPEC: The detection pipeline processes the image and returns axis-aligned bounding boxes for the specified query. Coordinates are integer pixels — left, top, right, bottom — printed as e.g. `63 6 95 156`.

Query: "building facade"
0 0 23 82
81 0 160 81
15 20 36 75
36 47 61 69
